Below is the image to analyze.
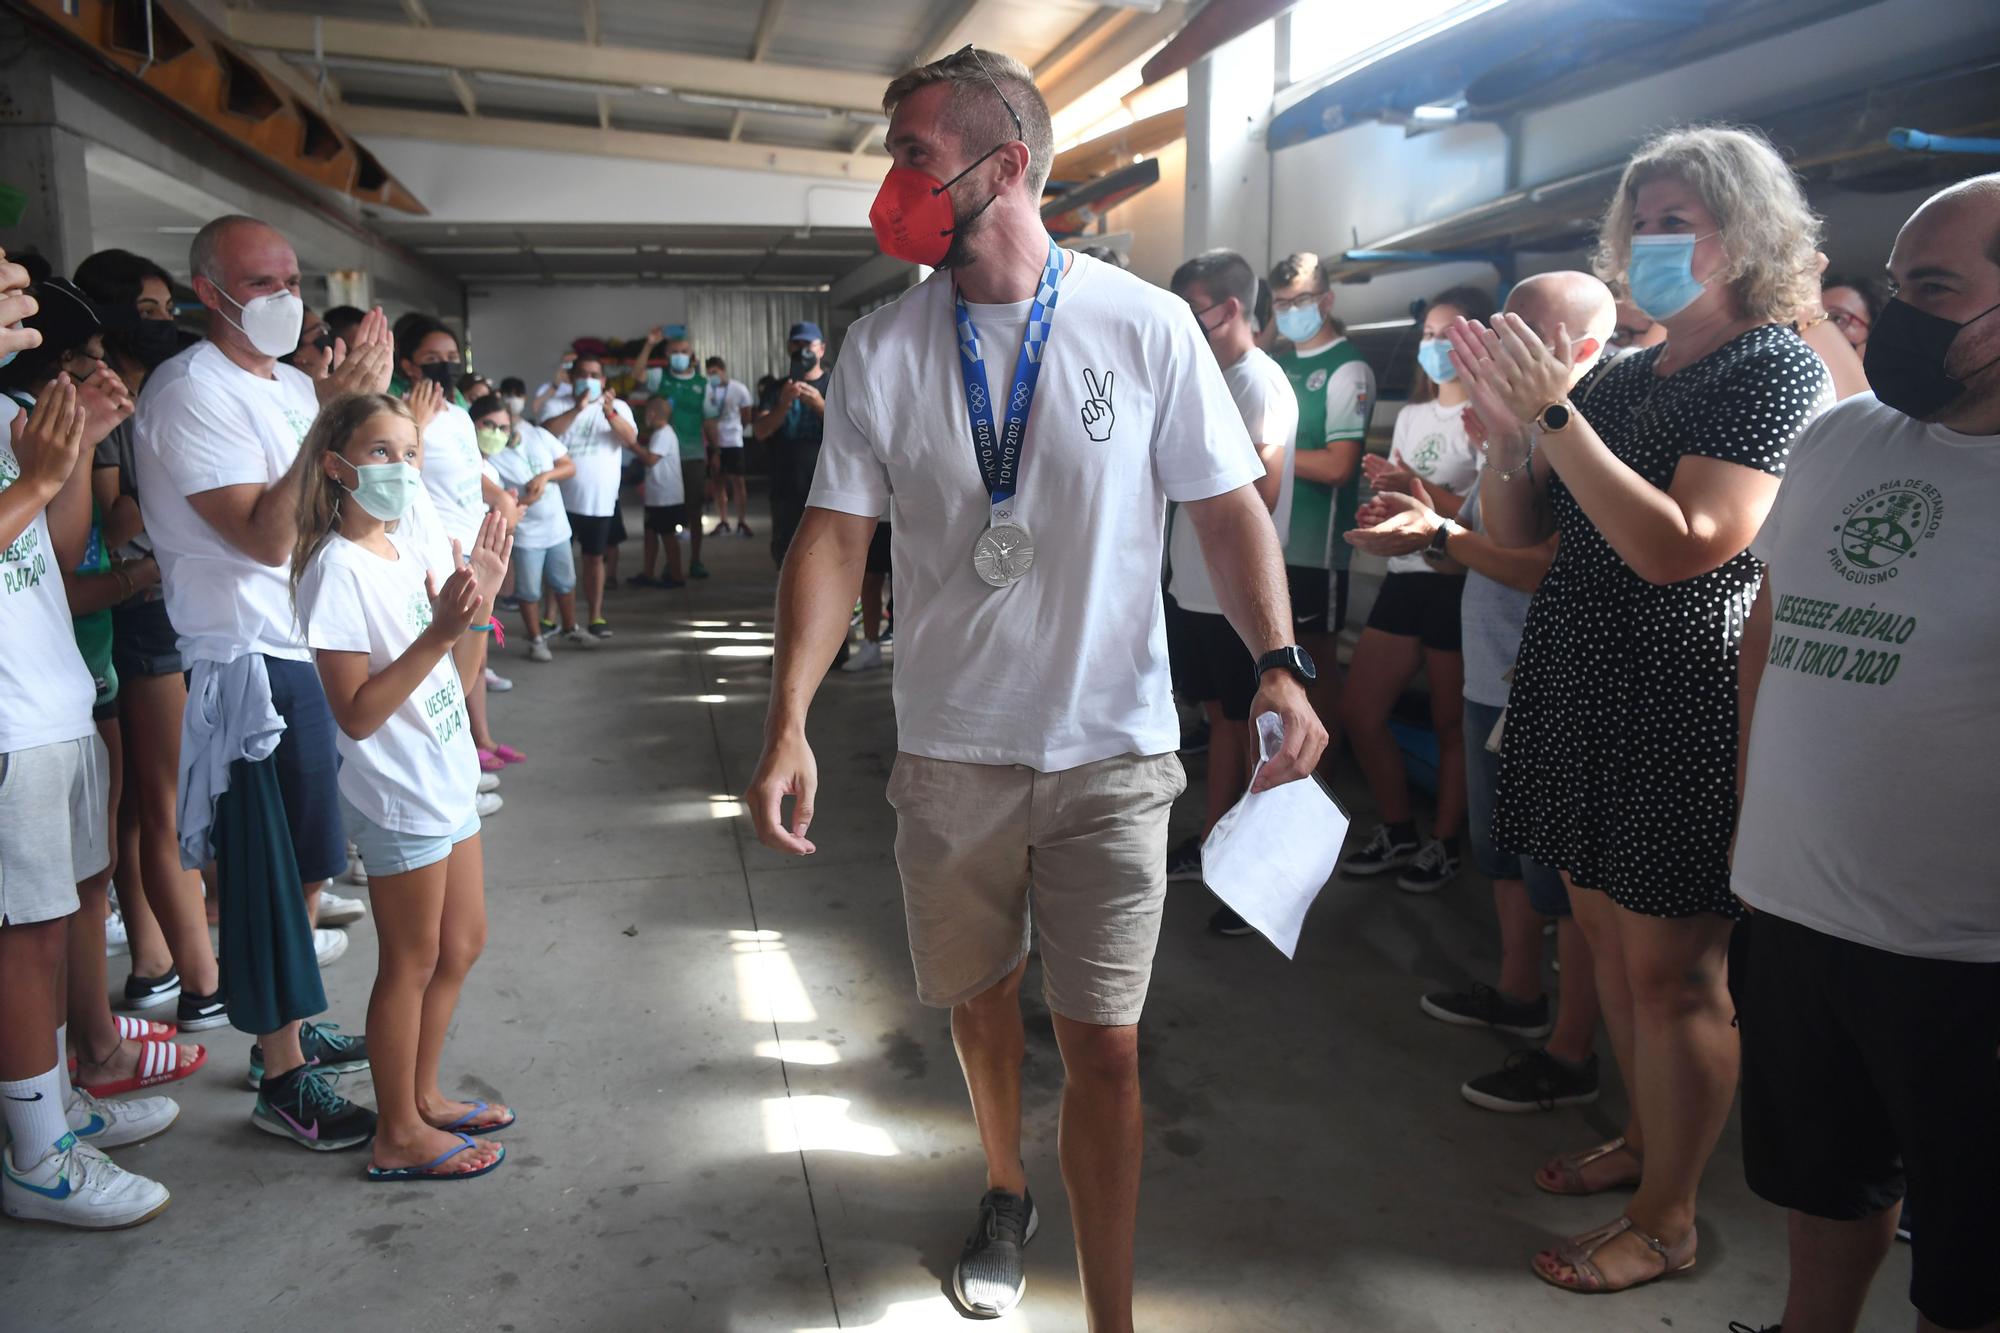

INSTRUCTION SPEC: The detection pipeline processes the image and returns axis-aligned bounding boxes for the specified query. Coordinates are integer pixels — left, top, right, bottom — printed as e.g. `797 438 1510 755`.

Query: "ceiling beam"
578 0 599 46
730 0 787 144
1039 2 1189 114
337 104 883 182
226 11 888 114
446 69 478 117
915 0 984 65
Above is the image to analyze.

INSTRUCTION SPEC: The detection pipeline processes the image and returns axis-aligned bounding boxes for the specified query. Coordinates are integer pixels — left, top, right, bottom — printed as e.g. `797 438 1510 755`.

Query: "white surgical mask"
504 394 526 416
213 286 305 359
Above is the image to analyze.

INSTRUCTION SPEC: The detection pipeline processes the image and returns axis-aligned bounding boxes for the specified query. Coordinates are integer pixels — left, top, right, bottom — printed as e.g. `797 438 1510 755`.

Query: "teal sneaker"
689 562 710 579
245 1021 370 1089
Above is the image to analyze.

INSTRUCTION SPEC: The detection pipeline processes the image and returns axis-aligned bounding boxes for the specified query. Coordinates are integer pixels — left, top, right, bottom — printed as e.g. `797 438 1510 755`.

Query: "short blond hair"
1595 125 1821 326
883 48 1053 196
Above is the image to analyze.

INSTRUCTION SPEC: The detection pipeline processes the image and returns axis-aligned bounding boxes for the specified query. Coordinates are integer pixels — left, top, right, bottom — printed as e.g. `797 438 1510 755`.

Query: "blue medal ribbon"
954 241 1065 523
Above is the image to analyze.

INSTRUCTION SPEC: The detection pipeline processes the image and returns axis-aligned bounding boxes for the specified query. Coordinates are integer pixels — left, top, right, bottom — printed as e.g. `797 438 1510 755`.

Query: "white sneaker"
561 628 597 648
475 791 505 818
104 908 129 956
526 637 553 663
68 1088 178 1150
483 667 513 692
342 858 368 887
477 772 501 794
313 928 348 967
840 640 885 673
2 1134 170 1229
318 890 367 927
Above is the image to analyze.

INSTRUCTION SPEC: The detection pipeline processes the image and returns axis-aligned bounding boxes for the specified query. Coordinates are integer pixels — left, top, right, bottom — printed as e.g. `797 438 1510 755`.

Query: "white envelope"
1200 713 1348 958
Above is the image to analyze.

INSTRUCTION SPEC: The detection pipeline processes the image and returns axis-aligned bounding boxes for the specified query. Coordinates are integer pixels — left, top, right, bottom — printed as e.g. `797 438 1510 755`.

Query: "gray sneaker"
953 1189 1039 1317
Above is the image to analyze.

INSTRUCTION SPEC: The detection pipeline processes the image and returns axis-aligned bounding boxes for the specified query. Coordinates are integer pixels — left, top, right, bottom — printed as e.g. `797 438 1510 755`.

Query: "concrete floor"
10 500 1916 1333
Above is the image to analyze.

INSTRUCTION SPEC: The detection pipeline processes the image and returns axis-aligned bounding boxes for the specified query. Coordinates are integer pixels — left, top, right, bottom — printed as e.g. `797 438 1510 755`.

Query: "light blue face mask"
1627 233 1714 320
1416 338 1457 383
668 352 691 374
337 456 424 522
1275 303 1325 343
576 375 603 400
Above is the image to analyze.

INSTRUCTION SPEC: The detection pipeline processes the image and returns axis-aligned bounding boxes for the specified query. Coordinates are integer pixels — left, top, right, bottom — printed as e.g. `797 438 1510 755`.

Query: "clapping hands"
322 307 393 402
404 376 444 434
12 376 86 496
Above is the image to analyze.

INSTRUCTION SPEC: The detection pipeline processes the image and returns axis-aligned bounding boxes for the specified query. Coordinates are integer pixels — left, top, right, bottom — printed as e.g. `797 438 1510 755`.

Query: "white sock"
54 1023 78 1109
1 1066 73 1165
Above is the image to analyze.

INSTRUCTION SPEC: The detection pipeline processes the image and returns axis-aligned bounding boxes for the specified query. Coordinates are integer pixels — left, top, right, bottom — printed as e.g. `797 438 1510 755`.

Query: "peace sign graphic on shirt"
1081 368 1115 443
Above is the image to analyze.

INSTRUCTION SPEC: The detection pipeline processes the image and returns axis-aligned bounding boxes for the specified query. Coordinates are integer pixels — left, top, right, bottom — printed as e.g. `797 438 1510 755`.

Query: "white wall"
365 140 877 231
1102 139 1189 288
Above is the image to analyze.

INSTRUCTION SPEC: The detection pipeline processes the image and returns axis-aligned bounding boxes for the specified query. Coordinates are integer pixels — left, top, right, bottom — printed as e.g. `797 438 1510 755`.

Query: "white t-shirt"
1168 345 1299 615
132 341 320 663
419 403 486 547
0 398 96 752
540 391 635 517
643 426 684 507
489 424 571 550
808 252 1263 771
1733 393 2000 962
706 378 754 450
1384 397 1479 574
297 525 478 836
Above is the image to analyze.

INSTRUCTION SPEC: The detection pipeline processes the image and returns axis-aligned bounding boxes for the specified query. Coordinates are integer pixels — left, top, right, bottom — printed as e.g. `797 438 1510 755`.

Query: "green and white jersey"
1277 337 1373 570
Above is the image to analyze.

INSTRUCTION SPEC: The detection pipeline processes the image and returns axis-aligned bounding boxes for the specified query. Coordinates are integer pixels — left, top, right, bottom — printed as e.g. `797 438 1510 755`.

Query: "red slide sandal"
76 1040 208 1097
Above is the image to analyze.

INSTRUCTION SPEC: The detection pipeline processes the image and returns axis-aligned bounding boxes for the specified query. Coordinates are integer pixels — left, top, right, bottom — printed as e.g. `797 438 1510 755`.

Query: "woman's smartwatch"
1536 401 1574 434
1255 645 1318 688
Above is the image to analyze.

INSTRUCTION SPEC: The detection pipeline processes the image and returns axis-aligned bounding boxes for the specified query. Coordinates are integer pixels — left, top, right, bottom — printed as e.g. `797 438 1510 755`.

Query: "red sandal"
113 1015 176 1041
75 1039 208 1097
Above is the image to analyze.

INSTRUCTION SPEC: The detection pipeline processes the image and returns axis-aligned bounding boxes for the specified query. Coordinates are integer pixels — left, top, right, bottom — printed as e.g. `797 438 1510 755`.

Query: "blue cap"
788 321 824 344
664 323 688 340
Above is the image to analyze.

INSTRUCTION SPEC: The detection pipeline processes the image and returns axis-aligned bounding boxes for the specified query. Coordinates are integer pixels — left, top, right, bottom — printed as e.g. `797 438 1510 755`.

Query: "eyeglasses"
956 45 1024 141
1826 308 1870 336
1271 293 1320 313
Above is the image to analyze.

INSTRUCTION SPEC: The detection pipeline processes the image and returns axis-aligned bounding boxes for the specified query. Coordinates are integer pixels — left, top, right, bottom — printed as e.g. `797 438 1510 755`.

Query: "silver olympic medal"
972 522 1035 587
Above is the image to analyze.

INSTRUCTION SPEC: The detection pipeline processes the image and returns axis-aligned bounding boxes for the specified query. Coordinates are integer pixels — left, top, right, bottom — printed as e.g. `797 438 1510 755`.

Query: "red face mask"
869 141 1010 268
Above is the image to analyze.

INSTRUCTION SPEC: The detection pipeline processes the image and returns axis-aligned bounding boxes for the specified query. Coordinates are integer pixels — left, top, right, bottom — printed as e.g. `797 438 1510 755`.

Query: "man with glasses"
748 47 1325 1331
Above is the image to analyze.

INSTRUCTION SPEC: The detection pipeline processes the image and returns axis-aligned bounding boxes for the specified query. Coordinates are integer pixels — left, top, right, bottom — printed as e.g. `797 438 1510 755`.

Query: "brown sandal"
1535 1136 1642 1196
1532 1214 1697 1293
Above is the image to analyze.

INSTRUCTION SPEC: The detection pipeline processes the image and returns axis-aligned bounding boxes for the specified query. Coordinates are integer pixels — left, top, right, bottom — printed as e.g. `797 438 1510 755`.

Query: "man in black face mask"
1731 172 2000 1333
751 319 831 568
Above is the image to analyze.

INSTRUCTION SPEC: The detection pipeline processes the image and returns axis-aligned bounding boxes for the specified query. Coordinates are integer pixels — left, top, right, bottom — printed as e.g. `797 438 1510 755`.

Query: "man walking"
746 48 1326 1331
752 320 831 568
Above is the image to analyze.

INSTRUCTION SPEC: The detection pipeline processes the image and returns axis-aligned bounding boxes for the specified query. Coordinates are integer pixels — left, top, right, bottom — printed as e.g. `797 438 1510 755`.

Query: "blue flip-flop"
365 1134 505 1183
436 1100 515 1135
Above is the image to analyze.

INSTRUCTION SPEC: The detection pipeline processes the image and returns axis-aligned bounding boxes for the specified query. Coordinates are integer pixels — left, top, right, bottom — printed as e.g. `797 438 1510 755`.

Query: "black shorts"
1286 565 1349 637
1734 910 2000 1329
1364 570 1464 652
718 448 746 476
609 504 628 547
644 504 686 535
568 512 615 556
1165 597 1256 722
111 597 183 679
866 522 892 576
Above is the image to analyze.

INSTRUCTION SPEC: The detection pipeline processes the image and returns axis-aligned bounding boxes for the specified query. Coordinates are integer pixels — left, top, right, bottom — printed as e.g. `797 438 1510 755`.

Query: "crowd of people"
0 36 1993 1333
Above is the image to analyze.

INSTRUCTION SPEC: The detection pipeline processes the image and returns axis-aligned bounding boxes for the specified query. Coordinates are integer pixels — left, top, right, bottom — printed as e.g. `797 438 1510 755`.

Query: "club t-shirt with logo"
808 251 1263 771
655 372 710 461
298 523 478 836
540 391 636 518
0 397 96 753
1384 398 1479 575
1734 392 2000 961
133 341 320 663
1278 337 1373 571
644 425 684 507
418 403 487 548
489 423 570 551
1167 345 1298 615
706 377 754 450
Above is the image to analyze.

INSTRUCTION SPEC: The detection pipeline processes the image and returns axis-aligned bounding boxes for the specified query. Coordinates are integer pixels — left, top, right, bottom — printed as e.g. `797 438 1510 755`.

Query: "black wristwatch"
1422 518 1461 563
1256 644 1318 687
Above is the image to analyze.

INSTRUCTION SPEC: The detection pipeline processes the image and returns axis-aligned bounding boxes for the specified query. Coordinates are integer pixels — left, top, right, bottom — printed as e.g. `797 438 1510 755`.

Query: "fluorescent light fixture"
534 246 640 256
677 91 834 119
417 245 524 256
156 225 202 235
287 52 449 79
663 247 767 257
471 70 653 98
845 111 890 126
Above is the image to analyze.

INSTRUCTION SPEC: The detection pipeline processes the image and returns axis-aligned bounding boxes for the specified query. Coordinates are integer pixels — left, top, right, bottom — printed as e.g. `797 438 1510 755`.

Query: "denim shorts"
1465 699 1568 917
341 796 481 877
515 540 577 601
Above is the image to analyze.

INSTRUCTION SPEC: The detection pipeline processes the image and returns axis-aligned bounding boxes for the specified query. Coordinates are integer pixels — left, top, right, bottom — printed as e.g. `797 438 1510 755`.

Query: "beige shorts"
887 750 1187 1027
0 732 111 926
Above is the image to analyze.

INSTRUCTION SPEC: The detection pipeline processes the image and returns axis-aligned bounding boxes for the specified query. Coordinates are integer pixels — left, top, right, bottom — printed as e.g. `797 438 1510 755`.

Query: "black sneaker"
1396 838 1461 893
1207 905 1255 938
1419 983 1552 1038
245 1021 369 1089
588 619 614 639
120 967 180 1012
251 1066 376 1152
175 988 229 1032
1461 1048 1600 1113
1339 825 1419 877
953 1189 1038 1318
1165 836 1204 884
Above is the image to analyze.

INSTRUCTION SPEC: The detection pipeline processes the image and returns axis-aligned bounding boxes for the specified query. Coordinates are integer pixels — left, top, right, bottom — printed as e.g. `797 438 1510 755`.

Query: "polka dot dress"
1492 325 1831 918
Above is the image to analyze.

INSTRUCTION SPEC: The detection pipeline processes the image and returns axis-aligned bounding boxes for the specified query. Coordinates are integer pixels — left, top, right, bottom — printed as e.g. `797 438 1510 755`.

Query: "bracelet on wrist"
1482 429 1536 482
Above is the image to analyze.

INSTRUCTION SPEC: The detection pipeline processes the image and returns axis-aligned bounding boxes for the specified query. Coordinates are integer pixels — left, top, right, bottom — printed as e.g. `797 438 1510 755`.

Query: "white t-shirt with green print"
0 397 95 753
298 520 478 836
1384 398 1479 575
